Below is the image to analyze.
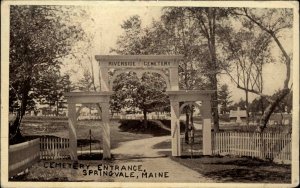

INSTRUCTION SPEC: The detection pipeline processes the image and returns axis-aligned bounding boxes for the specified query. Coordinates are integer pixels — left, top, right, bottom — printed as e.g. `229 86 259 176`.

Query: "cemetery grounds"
11 116 291 183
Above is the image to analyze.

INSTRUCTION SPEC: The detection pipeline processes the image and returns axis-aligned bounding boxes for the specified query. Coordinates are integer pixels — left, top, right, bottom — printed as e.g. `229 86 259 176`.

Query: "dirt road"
84 136 213 182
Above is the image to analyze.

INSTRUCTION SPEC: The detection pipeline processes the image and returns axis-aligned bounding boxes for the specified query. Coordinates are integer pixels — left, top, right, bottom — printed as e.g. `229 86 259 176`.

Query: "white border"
1 1 299 188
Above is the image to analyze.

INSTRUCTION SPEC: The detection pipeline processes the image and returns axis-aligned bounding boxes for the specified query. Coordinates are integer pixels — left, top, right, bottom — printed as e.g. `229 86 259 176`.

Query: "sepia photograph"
1 1 299 187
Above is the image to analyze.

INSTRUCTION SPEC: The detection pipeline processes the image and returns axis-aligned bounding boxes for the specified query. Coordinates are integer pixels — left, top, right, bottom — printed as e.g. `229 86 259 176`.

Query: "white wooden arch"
65 55 215 161
179 101 202 114
109 68 170 90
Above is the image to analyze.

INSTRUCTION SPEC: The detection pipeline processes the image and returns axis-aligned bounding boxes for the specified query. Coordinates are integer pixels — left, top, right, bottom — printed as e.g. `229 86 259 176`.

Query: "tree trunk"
211 79 220 132
143 110 148 129
258 88 290 132
9 112 25 144
260 97 265 114
9 80 31 144
207 15 219 132
245 90 249 126
211 84 219 132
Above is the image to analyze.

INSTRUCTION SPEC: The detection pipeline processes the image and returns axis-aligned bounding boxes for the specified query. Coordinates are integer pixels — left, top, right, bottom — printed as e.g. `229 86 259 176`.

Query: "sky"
67 5 294 103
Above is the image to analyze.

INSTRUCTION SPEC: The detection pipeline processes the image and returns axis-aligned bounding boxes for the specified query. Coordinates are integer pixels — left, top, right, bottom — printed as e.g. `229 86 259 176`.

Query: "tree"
271 90 293 114
110 16 171 127
110 72 168 128
36 71 72 116
232 8 293 132
134 73 169 128
185 7 233 132
237 98 247 110
9 5 89 143
76 69 96 91
110 72 140 114
218 84 233 114
155 8 210 138
112 12 213 134
249 96 269 115
219 20 273 125
111 16 145 55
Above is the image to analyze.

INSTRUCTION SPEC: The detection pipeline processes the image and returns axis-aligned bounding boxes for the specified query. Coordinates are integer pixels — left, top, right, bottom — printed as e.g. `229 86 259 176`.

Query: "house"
229 107 247 123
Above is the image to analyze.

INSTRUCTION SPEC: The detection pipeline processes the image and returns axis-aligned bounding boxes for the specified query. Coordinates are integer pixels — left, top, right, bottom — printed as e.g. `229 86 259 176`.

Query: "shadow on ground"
159 151 291 183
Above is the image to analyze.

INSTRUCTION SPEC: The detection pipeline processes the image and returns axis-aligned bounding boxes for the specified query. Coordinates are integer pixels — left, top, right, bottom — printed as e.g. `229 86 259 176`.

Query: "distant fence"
213 132 291 164
9 139 40 177
115 114 169 120
40 137 70 160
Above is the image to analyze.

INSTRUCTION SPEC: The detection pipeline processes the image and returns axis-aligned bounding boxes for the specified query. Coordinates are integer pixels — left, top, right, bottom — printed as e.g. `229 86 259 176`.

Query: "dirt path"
112 135 169 158
105 136 213 182
77 136 213 182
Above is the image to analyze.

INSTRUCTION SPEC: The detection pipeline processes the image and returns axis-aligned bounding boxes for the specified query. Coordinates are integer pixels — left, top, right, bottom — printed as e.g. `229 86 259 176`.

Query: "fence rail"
40 137 70 160
9 138 40 177
213 132 291 164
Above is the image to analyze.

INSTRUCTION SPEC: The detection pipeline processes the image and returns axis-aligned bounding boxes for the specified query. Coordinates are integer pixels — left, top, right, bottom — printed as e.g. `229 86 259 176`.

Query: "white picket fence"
213 132 291 164
40 137 70 160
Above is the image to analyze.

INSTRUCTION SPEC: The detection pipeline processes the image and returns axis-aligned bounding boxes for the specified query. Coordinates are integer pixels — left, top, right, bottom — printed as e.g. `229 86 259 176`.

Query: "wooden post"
68 103 77 160
202 99 212 155
101 102 111 159
170 100 181 156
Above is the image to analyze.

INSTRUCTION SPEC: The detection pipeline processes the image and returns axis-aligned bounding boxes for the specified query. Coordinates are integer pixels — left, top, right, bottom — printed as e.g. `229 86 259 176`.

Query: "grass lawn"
11 159 116 182
21 119 153 150
152 131 291 183
155 149 291 183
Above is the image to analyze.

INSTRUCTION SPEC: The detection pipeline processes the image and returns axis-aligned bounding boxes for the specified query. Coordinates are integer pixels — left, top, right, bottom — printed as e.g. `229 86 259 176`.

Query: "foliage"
249 91 293 115
110 16 171 126
9 5 89 142
111 13 209 90
272 90 292 114
110 72 140 113
231 8 293 131
76 68 96 91
110 71 169 126
220 24 272 95
111 9 234 131
248 97 269 115
35 71 72 115
218 84 233 114
231 98 247 111
118 120 170 136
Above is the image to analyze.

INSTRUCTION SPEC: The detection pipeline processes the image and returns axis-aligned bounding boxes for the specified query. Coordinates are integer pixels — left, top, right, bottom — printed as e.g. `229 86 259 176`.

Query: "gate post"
67 103 77 160
170 100 181 156
202 99 212 155
101 102 111 159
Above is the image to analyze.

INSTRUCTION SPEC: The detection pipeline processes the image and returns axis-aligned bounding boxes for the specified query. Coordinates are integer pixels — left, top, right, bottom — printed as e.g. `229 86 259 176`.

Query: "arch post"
170 99 181 156
67 103 77 160
202 99 212 155
100 102 111 159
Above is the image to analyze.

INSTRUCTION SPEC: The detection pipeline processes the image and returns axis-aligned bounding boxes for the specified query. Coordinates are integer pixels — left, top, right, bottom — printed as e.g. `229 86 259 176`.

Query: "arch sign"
65 55 214 160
